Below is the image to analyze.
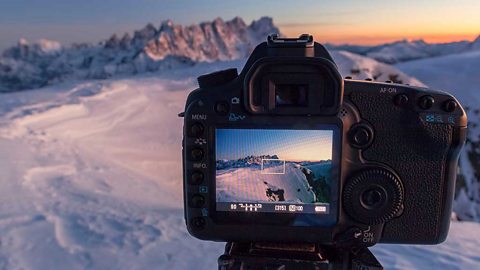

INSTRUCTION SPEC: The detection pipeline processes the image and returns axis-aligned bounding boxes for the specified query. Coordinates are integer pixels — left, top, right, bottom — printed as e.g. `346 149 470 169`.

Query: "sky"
0 0 479 51
216 129 333 162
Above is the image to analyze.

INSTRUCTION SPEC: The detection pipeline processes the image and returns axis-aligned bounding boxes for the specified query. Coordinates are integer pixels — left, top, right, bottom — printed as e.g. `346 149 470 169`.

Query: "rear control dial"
343 168 404 225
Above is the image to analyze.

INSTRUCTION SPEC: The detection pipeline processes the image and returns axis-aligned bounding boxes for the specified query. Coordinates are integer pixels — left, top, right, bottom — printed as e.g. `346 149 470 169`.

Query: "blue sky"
0 0 478 51
216 129 333 162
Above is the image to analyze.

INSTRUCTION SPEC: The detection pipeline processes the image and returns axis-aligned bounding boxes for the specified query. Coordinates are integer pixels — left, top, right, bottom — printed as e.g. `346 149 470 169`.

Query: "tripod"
218 242 383 270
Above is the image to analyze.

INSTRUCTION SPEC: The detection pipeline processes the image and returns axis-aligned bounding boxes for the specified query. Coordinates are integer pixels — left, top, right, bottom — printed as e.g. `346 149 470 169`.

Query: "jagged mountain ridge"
326 36 480 64
216 155 280 170
0 17 280 92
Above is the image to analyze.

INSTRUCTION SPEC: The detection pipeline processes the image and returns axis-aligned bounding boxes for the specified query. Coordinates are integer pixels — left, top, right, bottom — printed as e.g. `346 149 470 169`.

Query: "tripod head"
218 242 383 270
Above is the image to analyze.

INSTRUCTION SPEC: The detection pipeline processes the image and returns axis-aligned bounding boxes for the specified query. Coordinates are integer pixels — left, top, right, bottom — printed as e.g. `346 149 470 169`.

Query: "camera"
181 34 467 247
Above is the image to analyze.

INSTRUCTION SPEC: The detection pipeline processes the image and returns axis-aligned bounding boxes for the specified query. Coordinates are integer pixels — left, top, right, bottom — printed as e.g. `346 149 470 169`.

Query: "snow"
396 50 480 108
328 37 480 64
330 51 425 86
0 71 224 269
216 163 317 203
371 221 480 269
0 49 478 269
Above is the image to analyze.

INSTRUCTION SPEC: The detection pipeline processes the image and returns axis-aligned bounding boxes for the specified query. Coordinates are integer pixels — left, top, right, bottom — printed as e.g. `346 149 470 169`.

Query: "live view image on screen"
216 128 333 214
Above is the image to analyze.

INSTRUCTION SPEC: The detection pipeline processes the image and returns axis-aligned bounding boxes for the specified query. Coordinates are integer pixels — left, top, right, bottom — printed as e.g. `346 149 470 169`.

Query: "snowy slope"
330 51 425 86
217 163 317 203
396 51 480 222
0 57 478 269
0 73 226 269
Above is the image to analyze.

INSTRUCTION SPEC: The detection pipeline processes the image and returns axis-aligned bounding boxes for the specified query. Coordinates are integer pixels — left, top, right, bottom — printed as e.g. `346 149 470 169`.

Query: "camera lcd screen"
216 128 333 215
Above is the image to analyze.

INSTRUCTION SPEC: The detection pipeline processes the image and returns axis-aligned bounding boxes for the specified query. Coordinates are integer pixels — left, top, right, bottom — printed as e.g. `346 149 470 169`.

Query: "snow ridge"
327 36 480 64
0 17 280 92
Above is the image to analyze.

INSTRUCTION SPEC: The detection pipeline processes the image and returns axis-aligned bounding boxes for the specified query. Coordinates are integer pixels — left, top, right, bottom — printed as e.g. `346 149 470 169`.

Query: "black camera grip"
349 91 454 243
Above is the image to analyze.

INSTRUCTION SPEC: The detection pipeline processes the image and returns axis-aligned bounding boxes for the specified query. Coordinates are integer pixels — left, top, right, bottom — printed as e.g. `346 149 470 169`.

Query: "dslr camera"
181 34 467 247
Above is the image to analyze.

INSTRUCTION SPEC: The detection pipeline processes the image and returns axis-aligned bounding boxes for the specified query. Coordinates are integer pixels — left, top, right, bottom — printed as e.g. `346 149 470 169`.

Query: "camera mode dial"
343 168 403 225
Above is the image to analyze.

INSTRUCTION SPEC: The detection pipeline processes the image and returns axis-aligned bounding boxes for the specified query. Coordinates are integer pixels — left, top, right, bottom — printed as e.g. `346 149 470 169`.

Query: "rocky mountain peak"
0 16 280 92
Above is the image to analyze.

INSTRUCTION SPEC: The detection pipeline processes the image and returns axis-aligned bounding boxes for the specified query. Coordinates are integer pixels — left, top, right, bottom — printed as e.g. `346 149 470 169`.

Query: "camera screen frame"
210 124 341 227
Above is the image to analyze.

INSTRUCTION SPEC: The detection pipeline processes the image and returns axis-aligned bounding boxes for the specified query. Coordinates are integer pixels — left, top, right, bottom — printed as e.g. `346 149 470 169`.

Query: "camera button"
349 125 373 149
215 101 230 115
418 95 435 110
189 123 204 137
190 171 204 185
191 194 205 208
191 217 205 229
190 148 204 161
393 94 409 107
443 100 457 112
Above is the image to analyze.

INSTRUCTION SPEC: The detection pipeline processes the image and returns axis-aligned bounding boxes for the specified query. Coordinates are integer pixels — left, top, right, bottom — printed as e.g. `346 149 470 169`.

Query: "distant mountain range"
0 17 280 92
216 155 280 170
327 37 480 64
1 16 479 92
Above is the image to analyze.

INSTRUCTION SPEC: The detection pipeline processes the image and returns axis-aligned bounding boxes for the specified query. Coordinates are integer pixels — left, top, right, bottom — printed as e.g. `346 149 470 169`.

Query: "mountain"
216 155 280 170
327 36 480 64
396 51 480 222
0 17 280 92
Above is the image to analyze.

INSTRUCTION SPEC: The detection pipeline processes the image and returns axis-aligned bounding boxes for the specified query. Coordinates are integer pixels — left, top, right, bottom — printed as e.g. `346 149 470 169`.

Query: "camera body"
182 35 467 247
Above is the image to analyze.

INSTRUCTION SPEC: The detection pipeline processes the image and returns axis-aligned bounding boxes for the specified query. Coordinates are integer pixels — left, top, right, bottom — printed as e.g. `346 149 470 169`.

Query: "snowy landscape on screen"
216 158 332 204
0 17 479 269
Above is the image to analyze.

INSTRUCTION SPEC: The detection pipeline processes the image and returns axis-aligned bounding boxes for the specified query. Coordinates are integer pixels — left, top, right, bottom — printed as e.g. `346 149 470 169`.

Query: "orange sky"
276 0 480 45
281 25 479 45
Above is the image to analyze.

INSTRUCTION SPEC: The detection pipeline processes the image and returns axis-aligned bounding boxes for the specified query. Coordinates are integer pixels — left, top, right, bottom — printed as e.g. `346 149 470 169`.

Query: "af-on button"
393 94 409 107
